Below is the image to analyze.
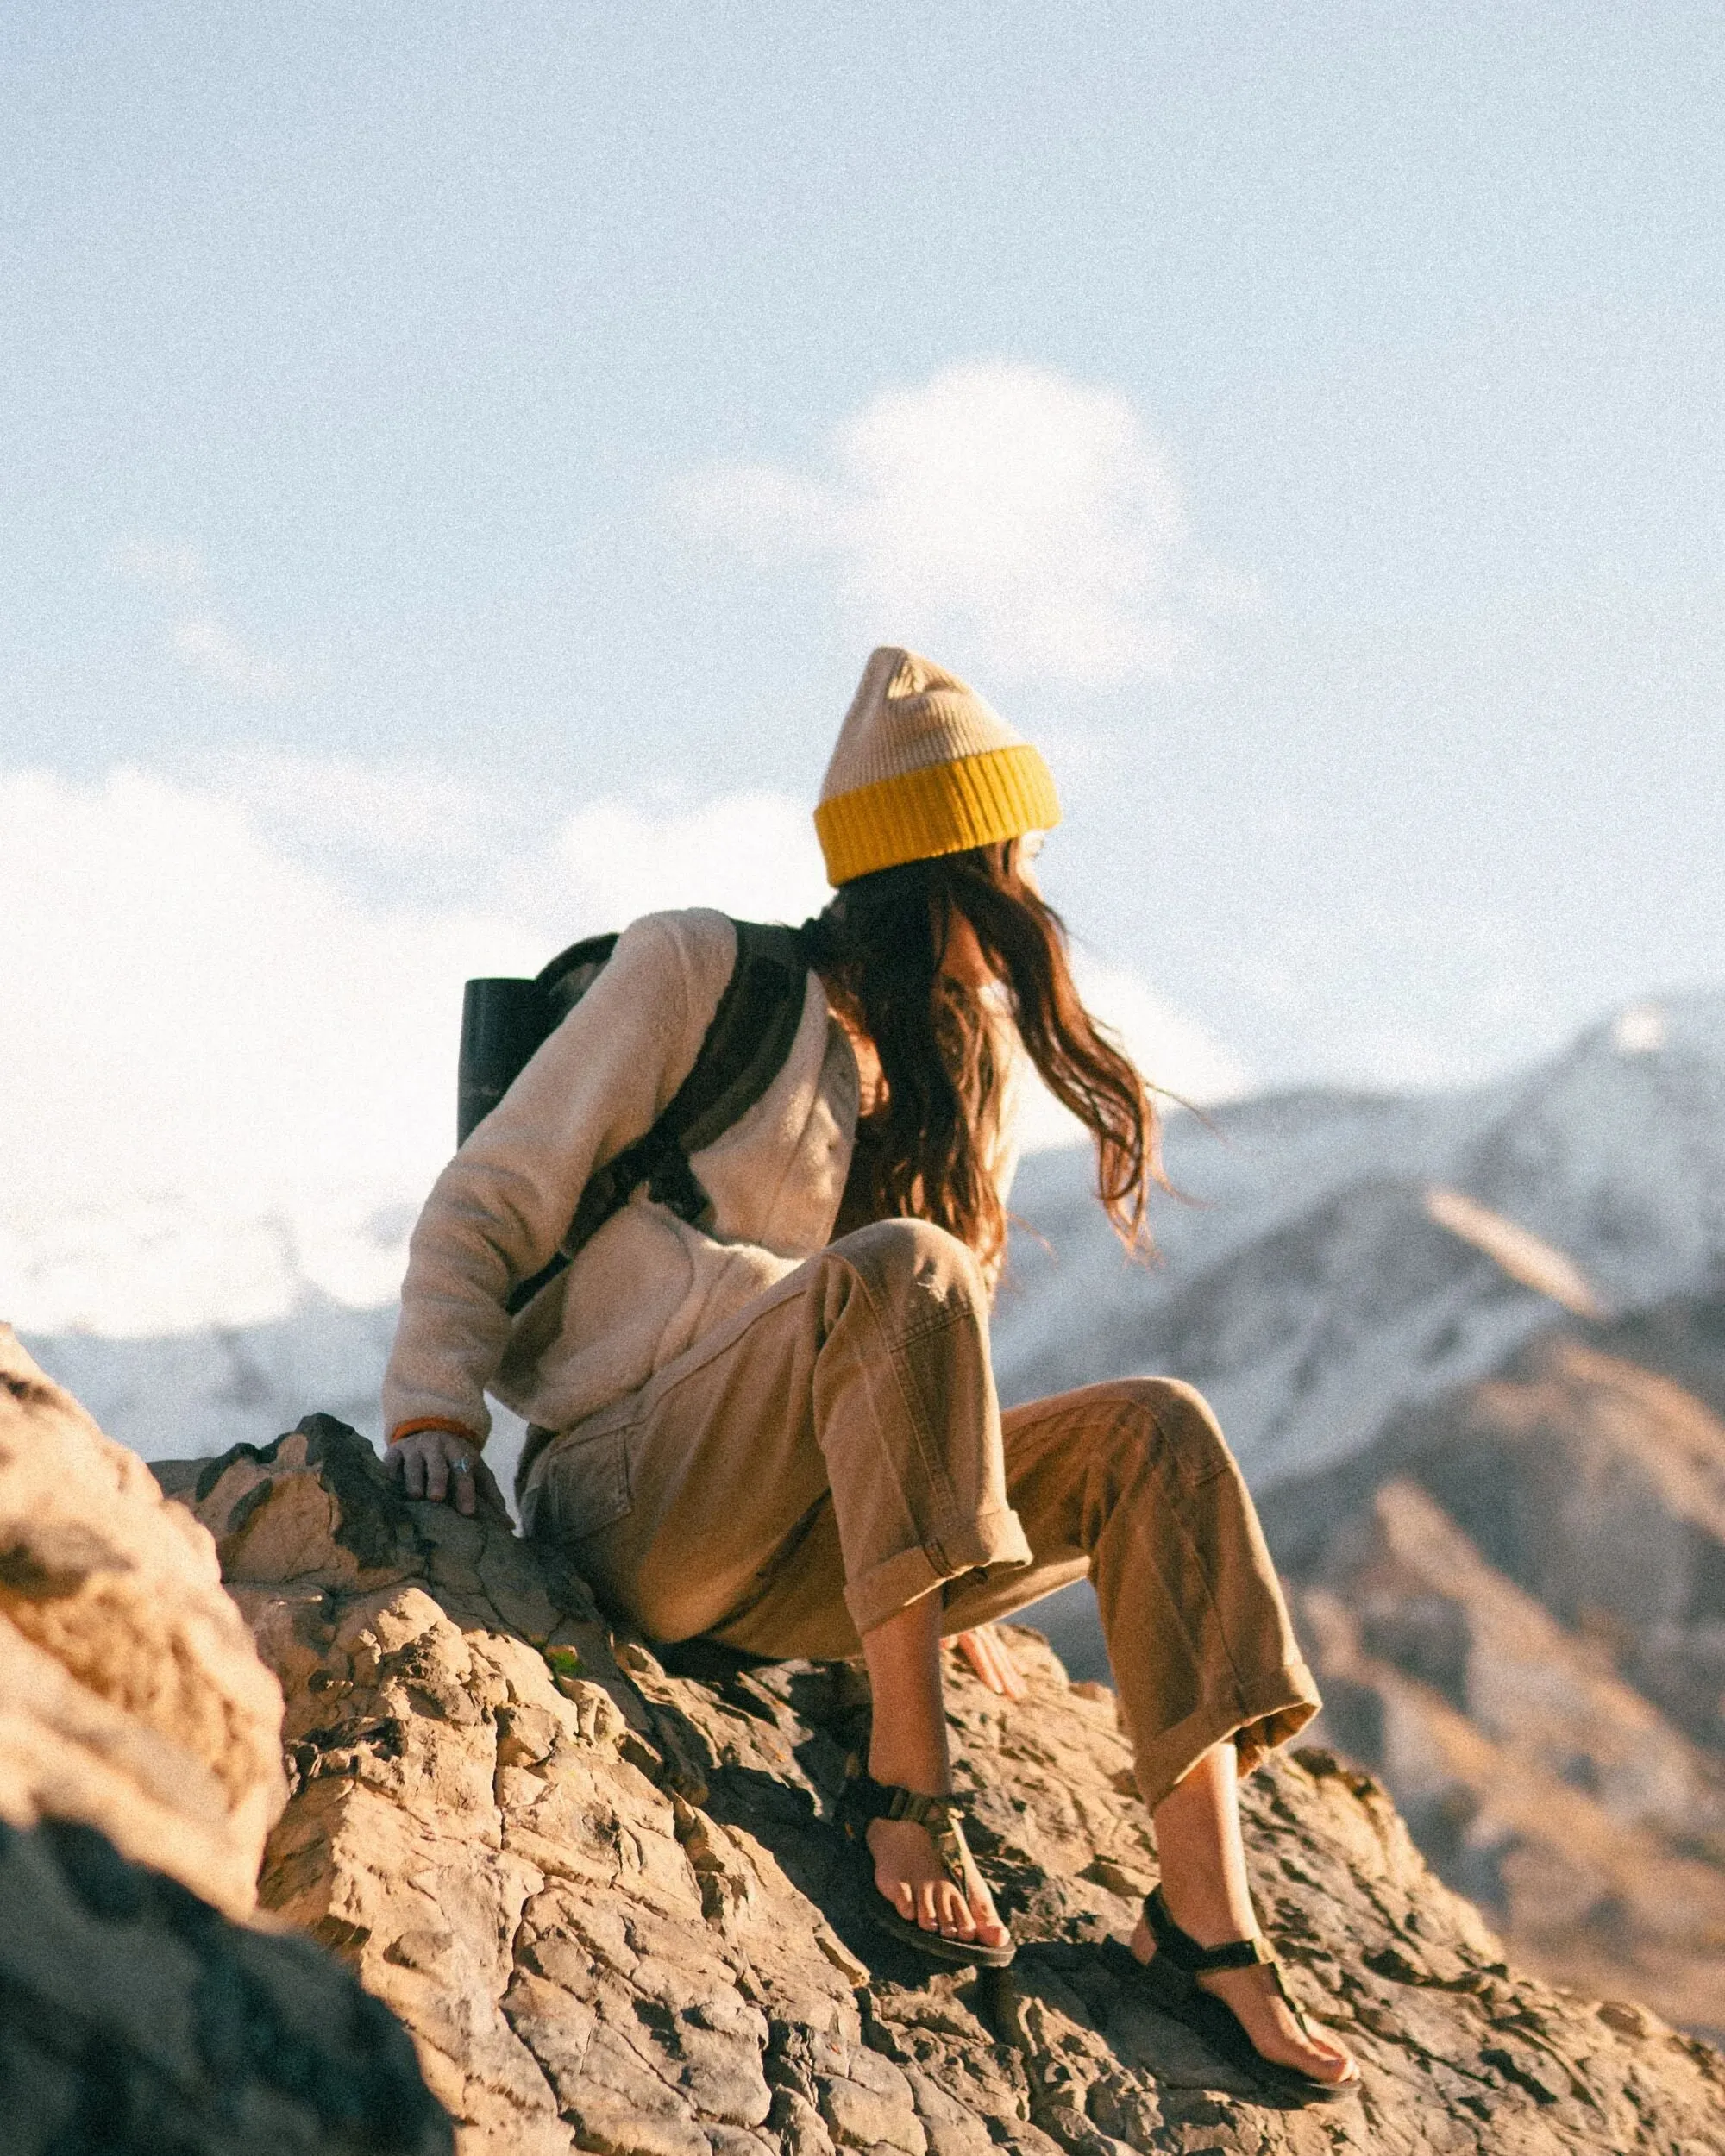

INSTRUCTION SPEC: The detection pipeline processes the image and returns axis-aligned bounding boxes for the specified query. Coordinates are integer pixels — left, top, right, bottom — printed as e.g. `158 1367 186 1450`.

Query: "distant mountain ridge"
16 987 1725 1491
997 987 1725 1485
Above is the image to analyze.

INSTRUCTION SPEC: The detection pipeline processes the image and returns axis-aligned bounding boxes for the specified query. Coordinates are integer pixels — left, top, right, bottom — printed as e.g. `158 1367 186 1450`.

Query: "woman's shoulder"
605 909 742 1034
612 907 739 986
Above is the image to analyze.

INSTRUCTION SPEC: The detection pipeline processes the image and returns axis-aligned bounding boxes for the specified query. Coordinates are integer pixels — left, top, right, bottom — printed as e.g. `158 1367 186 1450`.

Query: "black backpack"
458 919 811 1316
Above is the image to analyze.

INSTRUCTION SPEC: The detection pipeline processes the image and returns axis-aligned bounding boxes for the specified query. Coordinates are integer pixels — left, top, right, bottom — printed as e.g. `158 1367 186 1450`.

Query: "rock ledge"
170 1413 1725 2156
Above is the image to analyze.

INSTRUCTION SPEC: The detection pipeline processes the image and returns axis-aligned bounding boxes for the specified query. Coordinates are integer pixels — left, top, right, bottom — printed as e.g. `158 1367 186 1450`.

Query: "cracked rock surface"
0 1325 285 1919
171 1412 1725 2156
0 1332 453 2151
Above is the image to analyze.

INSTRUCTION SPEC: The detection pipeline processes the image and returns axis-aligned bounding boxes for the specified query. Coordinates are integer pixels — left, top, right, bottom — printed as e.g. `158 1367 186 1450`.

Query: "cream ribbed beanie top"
813 648 1062 887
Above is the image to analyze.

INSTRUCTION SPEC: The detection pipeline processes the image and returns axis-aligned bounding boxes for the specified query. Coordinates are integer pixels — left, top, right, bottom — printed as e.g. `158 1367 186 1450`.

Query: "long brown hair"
803 839 1164 1276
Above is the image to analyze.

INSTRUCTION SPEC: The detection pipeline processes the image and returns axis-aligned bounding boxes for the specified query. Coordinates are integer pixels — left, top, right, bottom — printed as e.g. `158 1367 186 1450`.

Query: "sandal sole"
868 1901 1016 1967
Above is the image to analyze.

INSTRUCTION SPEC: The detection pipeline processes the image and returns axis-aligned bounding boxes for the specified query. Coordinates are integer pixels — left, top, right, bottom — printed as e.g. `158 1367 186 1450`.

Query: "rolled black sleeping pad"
457 977 553 1145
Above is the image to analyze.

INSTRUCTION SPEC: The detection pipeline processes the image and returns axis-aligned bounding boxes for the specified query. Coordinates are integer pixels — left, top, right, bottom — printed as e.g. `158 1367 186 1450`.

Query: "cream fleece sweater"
385 908 1025 1475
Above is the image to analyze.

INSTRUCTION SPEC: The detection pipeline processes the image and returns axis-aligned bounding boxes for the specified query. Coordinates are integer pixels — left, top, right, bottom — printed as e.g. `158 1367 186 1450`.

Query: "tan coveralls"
523 1215 1318 1810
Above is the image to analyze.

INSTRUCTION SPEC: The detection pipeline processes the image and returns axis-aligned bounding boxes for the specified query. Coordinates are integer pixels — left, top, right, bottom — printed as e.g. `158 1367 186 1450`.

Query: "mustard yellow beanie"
813 648 1062 887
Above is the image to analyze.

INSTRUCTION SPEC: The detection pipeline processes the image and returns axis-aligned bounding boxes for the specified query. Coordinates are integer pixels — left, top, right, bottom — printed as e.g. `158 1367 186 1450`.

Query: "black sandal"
835 1765 1015 1969
1108 1885 1358 2103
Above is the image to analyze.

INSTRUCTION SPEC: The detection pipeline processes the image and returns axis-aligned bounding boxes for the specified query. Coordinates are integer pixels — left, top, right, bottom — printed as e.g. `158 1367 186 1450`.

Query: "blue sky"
3 3 1723 1313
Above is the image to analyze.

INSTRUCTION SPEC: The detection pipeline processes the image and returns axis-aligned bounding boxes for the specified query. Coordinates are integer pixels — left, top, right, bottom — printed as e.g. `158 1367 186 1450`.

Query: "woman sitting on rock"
383 648 1358 2101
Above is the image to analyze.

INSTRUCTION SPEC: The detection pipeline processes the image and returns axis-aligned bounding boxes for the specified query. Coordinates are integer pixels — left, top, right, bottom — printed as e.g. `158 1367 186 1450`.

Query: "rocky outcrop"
170 1412 1725 2155
0 1328 454 2151
0 1325 285 1919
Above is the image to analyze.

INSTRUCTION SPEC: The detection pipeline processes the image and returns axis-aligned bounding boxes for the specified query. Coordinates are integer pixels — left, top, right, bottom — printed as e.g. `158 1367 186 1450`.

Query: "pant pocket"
537 1423 632 1542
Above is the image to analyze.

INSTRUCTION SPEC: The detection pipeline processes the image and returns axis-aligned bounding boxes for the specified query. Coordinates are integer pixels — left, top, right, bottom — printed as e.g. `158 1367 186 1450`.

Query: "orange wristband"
388 1416 482 1451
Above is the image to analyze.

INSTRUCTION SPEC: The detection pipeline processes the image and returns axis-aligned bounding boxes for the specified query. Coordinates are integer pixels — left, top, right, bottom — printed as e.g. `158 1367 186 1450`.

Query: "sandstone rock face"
0 1330 453 2151
184 1414 1725 2155
0 1326 286 1919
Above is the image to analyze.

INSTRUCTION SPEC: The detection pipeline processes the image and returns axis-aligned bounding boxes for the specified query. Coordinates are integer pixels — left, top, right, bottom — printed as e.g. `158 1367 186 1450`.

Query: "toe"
969 1883 1005 1945
1309 2039 1359 2084
942 1885 977 1939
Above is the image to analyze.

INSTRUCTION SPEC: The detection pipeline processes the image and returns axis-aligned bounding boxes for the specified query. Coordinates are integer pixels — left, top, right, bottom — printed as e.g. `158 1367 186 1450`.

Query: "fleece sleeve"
380 910 737 1445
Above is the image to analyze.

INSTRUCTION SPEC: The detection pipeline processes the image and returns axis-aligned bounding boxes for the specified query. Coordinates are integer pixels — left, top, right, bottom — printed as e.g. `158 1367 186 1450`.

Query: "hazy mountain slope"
1271 1329 1725 1752
27 1302 542 1501
24 990 1725 1495
998 989 1725 1488
28 1296 400 1460
1271 1332 1725 2034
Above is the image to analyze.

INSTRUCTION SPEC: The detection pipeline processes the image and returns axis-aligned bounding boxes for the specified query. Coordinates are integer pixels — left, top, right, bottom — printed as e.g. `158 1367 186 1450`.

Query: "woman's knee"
828 1216 988 1319
1093 1376 1237 1490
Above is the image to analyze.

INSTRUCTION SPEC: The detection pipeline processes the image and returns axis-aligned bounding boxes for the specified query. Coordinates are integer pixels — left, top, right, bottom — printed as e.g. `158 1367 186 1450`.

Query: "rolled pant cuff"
843 1504 1033 1639
1130 1658 1323 1813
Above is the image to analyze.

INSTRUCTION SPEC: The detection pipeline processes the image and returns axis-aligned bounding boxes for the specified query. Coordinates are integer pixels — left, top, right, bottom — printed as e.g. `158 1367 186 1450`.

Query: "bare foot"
866 1815 1011 1948
1129 1908 1358 2086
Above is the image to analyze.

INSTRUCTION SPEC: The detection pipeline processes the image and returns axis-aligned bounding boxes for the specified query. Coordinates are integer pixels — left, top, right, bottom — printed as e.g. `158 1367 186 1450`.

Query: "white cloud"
502 794 831 935
0 767 519 1227
0 759 1240 1333
202 747 506 857
171 615 295 699
0 768 831 1333
680 360 1239 687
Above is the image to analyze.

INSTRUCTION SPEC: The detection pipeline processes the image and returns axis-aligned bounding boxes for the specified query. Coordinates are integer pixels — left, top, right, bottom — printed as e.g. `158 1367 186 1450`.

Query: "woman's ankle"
865 1753 952 1797
1156 1871 1257 1948
1149 1742 1260 1949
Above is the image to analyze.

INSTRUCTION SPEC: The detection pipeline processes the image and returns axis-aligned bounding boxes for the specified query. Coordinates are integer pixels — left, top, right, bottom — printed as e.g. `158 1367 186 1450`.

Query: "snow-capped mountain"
995 989 1725 1487
14 989 1725 1503
25 1296 402 1461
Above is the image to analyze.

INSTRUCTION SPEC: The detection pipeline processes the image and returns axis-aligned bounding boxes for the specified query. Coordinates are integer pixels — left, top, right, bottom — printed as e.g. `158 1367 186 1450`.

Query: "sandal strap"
1145 1883 1276 1974
1134 1887 1340 2071
837 1764 975 1896
1257 1957 1324 2040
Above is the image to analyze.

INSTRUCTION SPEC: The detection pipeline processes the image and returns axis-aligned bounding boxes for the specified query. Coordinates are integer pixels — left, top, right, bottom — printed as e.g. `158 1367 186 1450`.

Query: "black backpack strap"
505 919 812 1318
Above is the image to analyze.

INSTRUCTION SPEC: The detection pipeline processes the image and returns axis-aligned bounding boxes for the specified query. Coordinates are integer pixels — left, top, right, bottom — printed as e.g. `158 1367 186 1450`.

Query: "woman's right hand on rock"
386 1427 480 1515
